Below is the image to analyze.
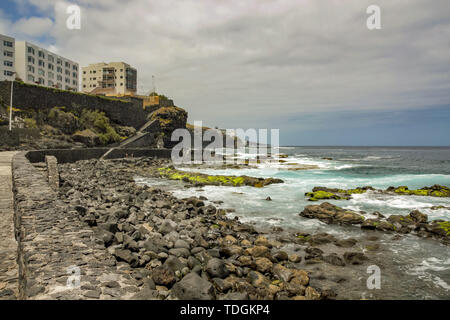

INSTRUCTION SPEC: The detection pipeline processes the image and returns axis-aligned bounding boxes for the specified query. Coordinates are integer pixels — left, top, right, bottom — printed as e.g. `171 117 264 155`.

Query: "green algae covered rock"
305 186 374 201
305 190 350 201
386 185 450 197
154 167 283 187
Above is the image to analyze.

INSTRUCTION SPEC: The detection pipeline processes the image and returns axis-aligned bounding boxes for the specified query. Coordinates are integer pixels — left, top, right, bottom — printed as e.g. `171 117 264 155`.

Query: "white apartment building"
15 41 79 91
0 34 16 81
82 62 137 96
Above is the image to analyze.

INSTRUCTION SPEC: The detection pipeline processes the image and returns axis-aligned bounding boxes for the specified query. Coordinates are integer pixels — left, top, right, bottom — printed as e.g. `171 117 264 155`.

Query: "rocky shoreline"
52 157 392 300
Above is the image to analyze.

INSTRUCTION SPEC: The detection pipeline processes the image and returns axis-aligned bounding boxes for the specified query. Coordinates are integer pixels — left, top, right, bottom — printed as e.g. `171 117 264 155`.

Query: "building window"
73 80 77 85
65 70 70 75
48 80 54 87
65 77 70 83
48 55 54 62
57 75 62 81
3 40 13 47
4 60 13 67
57 58 62 65
38 51 45 58
27 74 35 82
28 56 35 64
4 70 14 76
38 60 45 67
72 72 77 78
48 63 54 70
65 61 70 68
38 69 45 76
57 66 62 73
73 65 77 71
28 65 35 73
38 77 45 84
83 85 86 88
27 46 35 54
4 50 13 57
83 71 86 74
48 72 54 79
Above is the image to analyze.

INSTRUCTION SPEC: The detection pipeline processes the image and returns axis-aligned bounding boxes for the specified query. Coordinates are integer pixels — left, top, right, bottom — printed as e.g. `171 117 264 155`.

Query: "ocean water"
136 146 450 299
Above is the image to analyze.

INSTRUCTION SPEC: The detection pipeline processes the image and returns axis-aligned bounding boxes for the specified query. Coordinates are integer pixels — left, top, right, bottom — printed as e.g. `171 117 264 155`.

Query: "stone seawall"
0 81 147 129
25 148 172 163
12 152 142 299
0 128 40 147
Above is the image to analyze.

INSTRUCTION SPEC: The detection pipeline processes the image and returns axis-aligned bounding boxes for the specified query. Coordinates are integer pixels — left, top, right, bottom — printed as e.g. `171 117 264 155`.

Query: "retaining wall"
25 148 171 163
0 81 148 129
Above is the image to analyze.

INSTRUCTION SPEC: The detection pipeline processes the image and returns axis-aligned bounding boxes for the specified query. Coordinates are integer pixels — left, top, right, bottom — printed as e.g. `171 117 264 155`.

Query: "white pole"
9 79 13 131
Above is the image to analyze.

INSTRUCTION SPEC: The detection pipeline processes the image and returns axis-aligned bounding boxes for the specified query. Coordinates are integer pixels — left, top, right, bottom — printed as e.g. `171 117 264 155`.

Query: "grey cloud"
1 0 449 136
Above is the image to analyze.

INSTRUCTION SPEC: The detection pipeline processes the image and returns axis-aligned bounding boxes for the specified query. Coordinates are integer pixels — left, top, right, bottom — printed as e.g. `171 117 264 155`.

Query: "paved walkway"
0 151 18 300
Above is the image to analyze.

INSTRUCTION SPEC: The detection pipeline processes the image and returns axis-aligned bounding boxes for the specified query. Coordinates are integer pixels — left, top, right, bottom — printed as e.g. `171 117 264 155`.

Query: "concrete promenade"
0 151 18 299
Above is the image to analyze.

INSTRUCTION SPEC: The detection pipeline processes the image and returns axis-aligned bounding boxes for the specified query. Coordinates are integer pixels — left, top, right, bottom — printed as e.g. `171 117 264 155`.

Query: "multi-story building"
0 34 16 81
15 41 79 91
82 62 137 96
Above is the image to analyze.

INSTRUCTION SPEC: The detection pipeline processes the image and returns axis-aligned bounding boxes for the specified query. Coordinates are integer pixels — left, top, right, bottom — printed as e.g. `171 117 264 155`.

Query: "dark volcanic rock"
300 202 364 225
171 272 215 300
152 266 176 287
206 258 230 279
343 252 367 265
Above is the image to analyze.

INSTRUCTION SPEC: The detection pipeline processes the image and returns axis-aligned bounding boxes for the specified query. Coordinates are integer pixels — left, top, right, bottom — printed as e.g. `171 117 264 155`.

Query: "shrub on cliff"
47 107 79 134
24 118 38 129
79 109 121 145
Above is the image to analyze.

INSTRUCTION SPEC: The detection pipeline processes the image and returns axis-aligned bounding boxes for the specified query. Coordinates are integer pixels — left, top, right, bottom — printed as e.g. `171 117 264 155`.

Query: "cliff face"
150 106 188 147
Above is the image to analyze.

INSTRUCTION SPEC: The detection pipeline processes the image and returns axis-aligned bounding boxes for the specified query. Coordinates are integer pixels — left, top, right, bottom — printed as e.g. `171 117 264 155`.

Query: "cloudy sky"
1 0 449 145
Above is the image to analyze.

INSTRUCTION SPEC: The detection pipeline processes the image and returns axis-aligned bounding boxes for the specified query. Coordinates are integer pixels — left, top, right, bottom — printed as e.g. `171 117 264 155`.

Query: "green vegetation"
305 190 351 201
437 221 450 236
155 167 283 187
79 109 121 145
23 118 37 128
391 185 450 197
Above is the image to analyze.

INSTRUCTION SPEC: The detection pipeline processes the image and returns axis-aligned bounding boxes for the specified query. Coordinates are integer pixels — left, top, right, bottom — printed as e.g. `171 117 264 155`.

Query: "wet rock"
273 251 289 262
343 252 367 265
334 238 357 248
375 221 396 232
305 247 323 260
308 233 336 245
323 253 346 266
300 202 364 225
361 219 379 230
288 254 302 263
409 210 428 224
